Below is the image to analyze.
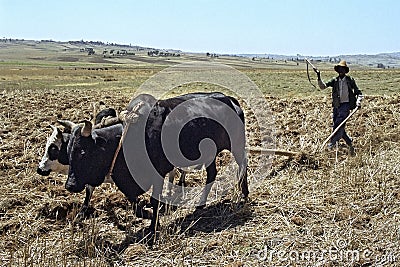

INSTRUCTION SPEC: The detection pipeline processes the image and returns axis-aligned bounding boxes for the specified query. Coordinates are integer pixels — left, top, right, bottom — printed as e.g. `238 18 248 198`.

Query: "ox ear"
57 120 77 132
81 120 93 137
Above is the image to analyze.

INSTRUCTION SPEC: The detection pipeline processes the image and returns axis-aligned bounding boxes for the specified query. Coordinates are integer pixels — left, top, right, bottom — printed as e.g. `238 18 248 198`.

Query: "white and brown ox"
37 108 117 218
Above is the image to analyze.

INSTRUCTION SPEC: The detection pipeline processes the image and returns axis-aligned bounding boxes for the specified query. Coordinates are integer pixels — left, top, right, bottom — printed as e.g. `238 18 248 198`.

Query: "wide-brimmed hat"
334 60 349 73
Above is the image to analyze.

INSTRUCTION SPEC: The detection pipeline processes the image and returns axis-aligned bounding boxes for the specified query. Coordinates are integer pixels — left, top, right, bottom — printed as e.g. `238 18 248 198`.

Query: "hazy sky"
0 0 398 56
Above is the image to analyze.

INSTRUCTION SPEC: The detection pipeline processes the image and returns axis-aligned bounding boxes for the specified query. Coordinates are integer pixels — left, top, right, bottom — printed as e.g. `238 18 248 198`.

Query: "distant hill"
238 52 400 69
0 38 155 51
1 38 399 69
339 53 400 68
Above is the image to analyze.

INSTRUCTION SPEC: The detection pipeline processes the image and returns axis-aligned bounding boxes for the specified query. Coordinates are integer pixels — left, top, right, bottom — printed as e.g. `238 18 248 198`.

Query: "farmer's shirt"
318 76 355 106
318 74 362 109
338 76 349 103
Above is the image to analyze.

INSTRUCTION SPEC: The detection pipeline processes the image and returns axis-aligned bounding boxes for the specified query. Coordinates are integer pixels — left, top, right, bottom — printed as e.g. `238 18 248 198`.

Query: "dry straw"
1 84 399 266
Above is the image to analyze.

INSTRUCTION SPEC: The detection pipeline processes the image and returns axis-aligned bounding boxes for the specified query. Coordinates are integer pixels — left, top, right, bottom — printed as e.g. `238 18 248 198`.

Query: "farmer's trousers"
330 102 352 146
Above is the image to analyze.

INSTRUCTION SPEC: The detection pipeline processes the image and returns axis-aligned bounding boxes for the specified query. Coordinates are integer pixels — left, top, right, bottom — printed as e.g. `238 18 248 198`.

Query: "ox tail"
235 150 249 198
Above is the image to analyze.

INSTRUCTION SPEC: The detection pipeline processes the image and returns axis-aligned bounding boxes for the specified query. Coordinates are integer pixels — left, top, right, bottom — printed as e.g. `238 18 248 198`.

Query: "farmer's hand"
356 95 364 107
314 68 321 80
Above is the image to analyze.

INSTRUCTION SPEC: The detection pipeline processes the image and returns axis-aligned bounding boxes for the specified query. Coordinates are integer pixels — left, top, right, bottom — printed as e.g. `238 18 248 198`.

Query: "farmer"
315 60 363 154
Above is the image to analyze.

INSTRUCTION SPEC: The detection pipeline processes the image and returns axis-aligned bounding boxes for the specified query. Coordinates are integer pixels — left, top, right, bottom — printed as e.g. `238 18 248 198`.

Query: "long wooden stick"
320 106 359 151
246 147 298 157
305 58 317 70
305 58 319 89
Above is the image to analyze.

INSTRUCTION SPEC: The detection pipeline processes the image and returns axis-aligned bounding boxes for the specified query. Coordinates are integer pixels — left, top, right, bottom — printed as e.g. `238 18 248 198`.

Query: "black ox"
65 92 248 233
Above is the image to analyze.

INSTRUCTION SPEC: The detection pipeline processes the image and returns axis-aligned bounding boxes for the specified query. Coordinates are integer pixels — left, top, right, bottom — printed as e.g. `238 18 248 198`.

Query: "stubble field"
0 43 399 266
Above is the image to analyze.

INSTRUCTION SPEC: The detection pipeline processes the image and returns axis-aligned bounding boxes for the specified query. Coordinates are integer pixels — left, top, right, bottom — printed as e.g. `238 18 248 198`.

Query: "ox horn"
81 119 93 137
91 102 98 125
48 125 63 138
129 102 144 120
57 120 77 131
132 101 144 113
48 124 58 131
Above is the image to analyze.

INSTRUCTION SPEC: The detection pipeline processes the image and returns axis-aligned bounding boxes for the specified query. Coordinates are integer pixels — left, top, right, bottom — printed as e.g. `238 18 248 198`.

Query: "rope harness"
106 103 143 179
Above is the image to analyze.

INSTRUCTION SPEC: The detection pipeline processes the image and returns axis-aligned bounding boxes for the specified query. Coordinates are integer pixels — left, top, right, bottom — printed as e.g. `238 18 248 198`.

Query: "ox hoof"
75 206 95 221
140 229 157 246
135 207 153 220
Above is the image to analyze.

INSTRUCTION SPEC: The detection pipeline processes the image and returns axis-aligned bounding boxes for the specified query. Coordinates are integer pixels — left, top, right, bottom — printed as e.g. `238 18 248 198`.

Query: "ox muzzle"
65 173 85 193
36 167 51 176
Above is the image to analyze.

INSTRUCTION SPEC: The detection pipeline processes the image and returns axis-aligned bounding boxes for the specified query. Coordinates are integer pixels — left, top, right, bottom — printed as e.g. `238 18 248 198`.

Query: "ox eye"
48 144 59 161
80 150 86 156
